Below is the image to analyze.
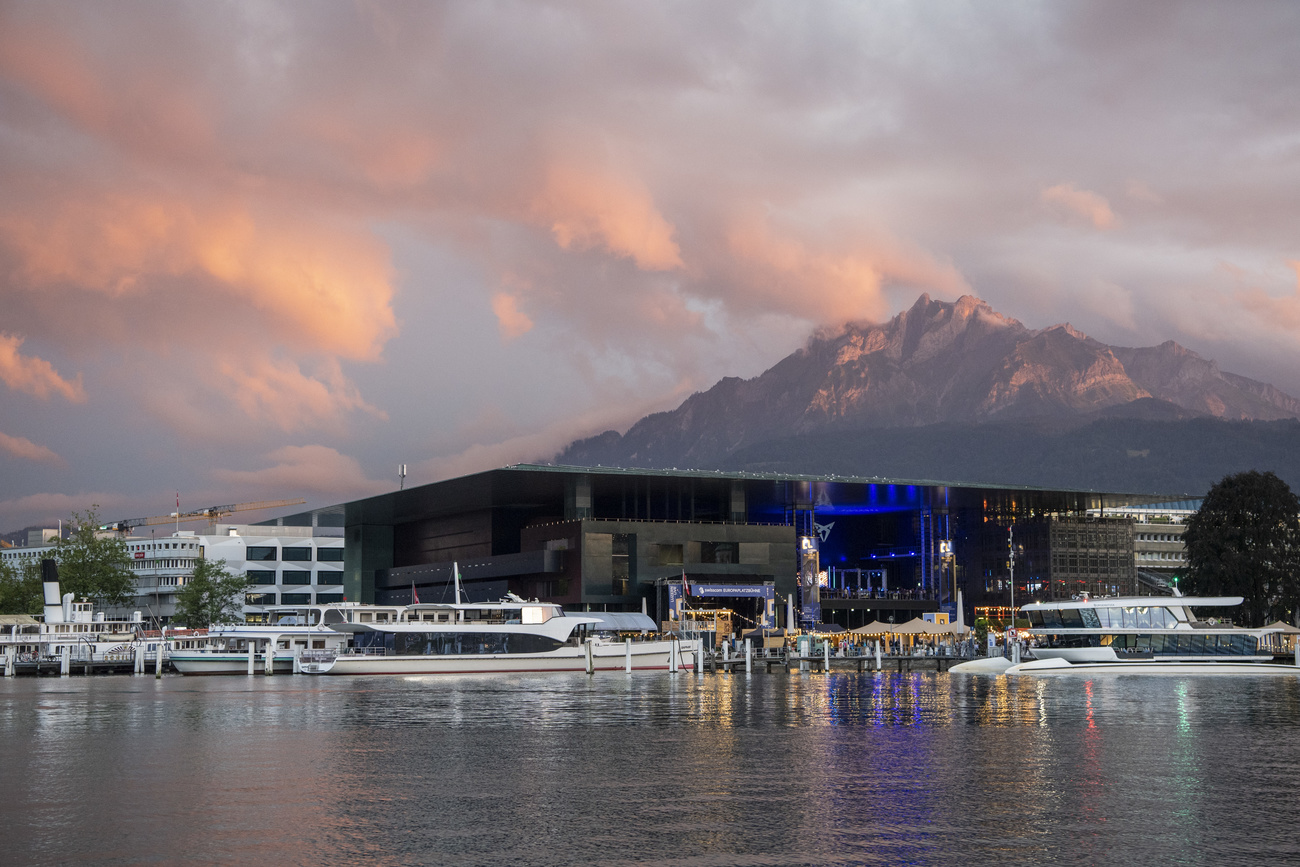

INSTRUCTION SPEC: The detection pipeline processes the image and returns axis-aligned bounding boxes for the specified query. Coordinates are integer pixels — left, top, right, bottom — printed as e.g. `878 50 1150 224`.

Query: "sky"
2 1 1299 532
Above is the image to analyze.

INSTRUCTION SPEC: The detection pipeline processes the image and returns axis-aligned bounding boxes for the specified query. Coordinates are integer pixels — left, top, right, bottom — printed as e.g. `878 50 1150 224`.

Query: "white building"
1 523 345 625
1089 500 1200 592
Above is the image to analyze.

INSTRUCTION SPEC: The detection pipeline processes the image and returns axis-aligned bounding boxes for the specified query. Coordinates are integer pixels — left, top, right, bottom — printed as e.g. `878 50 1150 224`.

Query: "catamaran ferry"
1005 592 1299 675
299 594 693 675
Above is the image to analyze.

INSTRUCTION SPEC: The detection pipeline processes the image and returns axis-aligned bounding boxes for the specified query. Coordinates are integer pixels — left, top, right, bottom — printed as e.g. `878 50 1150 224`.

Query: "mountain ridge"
556 294 1300 490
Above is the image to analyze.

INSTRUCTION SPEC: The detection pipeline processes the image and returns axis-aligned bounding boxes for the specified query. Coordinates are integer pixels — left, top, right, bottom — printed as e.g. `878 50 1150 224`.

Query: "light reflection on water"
2 671 1299 866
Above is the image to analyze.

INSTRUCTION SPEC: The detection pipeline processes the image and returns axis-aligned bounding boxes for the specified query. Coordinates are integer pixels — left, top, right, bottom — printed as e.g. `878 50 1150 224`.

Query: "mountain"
556 294 1300 493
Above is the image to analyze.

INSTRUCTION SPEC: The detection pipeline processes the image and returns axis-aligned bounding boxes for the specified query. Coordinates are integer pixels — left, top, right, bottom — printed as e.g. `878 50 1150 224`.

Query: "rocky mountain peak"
557 294 1300 470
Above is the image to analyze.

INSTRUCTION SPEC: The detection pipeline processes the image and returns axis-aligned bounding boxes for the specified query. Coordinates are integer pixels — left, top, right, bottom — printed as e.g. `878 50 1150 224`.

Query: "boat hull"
170 653 296 675
1007 657 1300 675
301 641 695 675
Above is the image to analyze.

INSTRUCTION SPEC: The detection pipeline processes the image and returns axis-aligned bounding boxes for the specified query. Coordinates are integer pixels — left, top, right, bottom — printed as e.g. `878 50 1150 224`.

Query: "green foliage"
0 559 43 615
1183 471 1300 627
174 557 250 628
52 508 136 607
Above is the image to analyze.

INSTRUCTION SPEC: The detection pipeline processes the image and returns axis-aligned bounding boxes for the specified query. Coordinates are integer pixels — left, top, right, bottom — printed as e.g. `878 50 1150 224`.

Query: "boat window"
1041 609 1062 628
1095 609 1114 628
1136 607 1152 629
521 606 553 625
1120 607 1136 628
1080 608 1101 629
1026 610 1043 628
1059 609 1084 628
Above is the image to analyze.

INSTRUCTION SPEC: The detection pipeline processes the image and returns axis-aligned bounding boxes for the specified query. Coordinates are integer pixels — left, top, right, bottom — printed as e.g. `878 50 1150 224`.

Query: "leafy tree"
52 508 136 607
0 559 43 615
1183 470 1300 627
174 557 250 628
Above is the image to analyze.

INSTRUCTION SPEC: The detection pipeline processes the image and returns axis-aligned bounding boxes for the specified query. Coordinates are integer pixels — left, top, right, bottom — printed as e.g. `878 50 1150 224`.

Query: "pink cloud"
0 431 64 466
491 292 534 340
211 445 391 499
1041 183 1118 230
217 357 387 433
1237 261 1300 331
0 333 85 402
533 164 684 271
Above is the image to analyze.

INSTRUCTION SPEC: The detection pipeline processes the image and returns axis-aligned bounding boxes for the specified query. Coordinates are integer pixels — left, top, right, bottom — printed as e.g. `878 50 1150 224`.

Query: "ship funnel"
41 559 64 623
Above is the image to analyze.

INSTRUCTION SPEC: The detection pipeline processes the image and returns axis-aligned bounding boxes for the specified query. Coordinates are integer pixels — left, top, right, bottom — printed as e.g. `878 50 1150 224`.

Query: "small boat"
1005 592 1300 675
168 602 407 675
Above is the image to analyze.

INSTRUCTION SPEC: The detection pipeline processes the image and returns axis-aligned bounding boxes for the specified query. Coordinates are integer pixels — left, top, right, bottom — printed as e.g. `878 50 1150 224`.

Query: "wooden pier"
700 649 971 674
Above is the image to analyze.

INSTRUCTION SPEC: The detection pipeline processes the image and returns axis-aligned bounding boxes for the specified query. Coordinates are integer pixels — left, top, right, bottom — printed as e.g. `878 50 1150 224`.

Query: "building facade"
340 464 1171 631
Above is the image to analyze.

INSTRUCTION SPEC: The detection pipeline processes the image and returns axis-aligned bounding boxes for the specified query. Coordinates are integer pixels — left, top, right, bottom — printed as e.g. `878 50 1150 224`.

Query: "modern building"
338 463 1173 632
0 522 345 625
1092 500 1200 592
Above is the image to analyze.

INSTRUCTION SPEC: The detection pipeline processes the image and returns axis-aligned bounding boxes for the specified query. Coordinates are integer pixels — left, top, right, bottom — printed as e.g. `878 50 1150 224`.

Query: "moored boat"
168 602 407 674
299 595 694 675
1004 593 1299 675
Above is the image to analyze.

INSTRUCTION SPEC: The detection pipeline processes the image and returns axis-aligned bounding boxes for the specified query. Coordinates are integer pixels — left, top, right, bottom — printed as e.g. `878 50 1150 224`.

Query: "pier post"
60 644 70 676
293 646 302 674
696 646 703 676
744 639 752 674
155 641 163 678
585 639 595 674
723 641 730 671
134 644 143 674
264 640 275 675
625 638 632 673
1011 641 1021 665
824 640 830 673
668 639 677 674
875 641 882 672
4 646 14 677
247 643 255 675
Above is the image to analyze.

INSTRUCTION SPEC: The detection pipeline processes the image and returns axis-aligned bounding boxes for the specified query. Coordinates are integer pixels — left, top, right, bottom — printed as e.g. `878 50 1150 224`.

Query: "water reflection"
2 673 1300 865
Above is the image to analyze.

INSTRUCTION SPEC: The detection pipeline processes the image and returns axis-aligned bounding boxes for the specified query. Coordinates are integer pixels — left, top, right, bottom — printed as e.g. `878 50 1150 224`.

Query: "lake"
2 670 1298 866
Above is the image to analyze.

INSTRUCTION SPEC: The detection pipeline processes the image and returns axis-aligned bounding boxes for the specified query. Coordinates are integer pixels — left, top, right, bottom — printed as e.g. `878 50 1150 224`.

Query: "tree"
174 557 250 628
0 559 43 615
1183 470 1300 627
52 508 136 607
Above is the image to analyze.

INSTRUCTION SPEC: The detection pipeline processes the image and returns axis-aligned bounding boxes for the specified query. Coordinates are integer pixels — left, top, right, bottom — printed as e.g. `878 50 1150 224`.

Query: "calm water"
2 670 1299 866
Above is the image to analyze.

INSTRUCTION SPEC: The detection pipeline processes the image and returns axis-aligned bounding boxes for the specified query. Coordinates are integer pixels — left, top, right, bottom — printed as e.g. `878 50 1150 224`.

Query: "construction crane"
101 498 307 533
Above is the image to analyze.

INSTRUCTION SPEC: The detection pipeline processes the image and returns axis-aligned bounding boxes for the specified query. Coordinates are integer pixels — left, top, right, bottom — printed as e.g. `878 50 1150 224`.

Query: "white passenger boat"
0 574 154 672
169 602 407 675
299 594 694 675
1005 593 1299 675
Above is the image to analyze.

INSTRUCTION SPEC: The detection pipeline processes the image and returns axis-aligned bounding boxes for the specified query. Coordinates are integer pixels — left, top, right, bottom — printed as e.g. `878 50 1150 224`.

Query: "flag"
412 582 420 605
681 570 691 598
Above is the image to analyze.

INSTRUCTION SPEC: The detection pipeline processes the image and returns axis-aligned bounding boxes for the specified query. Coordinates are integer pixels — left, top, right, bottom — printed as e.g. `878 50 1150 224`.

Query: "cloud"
491 292 534 340
533 163 684 271
0 334 85 402
1237 261 1300 332
217 356 387 432
211 445 391 499
0 431 64 465
1041 183 1118 230
715 213 970 325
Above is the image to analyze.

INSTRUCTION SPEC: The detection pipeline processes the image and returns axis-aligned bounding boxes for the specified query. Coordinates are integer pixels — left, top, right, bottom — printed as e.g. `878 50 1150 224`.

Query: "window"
281 547 312 562
246 546 277 561
701 541 738 564
316 593 345 604
280 593 311 605
281 572 311 585
316 548 344 562
245 592 275 605
246 570 276 585
656 543 684 566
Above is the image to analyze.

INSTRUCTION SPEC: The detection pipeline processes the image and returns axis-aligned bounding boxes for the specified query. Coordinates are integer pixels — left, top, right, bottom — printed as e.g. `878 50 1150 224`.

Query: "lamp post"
1008 526 1015 629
